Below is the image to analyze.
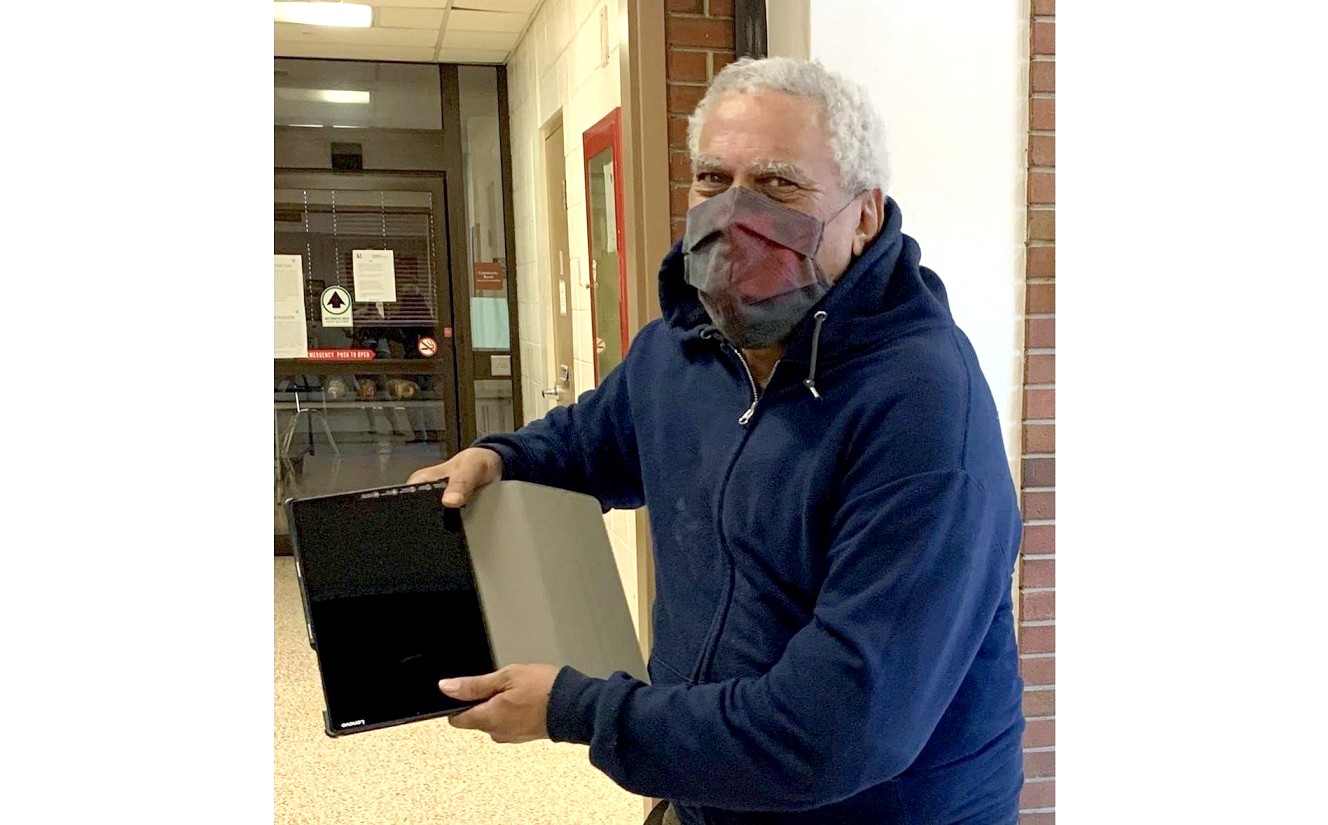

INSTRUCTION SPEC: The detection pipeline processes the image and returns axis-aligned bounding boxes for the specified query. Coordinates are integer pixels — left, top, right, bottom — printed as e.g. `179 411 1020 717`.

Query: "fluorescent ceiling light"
288 123 325 128
274 88 371 104
274 2 372 28
318 89 370 104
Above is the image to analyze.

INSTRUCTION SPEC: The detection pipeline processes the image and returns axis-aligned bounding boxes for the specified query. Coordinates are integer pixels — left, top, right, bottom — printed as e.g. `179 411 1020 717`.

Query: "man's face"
688 90 882 283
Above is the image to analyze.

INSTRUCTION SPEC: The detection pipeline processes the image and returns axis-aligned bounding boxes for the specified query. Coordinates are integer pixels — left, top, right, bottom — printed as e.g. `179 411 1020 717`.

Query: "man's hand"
407 447 503 508
441 664 561 744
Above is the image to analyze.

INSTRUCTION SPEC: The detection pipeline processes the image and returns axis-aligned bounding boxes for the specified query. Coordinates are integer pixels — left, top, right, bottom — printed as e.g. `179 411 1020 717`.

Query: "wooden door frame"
495 66 524 426
439 65 479 449
540 112 575 405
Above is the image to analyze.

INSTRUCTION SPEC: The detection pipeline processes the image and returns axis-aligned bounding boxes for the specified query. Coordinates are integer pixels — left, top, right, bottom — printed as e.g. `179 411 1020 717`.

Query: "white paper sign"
559 278 568 316
274 254 308 359
352 249 396 302
320 285 353 328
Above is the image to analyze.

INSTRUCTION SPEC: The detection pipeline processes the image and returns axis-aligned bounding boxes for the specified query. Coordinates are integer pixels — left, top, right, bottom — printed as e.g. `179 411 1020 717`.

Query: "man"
409 57 1025 825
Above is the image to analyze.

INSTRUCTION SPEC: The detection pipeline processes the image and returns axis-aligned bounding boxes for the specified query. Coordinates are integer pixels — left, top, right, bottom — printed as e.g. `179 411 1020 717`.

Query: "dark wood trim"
496 65 524 426
735 0 769 59
275 129 447 173
440 64 478 451
274 168 450 187
274 360 448 377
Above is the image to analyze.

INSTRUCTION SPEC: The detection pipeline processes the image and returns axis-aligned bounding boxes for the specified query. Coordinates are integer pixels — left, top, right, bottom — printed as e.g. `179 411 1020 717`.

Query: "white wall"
777 0 1029 477
507 0 642 628
507 0 624 417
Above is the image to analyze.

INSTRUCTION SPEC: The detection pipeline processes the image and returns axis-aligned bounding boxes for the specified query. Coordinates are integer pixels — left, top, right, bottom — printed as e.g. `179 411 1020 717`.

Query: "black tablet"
285 481 496 736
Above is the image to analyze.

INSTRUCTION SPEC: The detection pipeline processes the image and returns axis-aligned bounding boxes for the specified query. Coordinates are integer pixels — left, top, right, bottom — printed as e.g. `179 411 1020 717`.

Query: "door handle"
541 364 571 399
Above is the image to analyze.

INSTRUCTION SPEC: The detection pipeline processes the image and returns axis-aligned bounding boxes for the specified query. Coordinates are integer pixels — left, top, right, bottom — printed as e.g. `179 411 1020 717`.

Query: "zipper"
702 329 764 426
729 344 762 426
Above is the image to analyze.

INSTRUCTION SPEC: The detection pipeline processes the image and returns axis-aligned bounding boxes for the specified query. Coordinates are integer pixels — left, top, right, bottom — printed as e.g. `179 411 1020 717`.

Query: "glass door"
274 171 459 543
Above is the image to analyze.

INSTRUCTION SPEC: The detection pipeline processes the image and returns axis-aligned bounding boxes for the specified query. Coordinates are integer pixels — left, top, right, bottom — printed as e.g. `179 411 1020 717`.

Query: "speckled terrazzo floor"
274 557 648 824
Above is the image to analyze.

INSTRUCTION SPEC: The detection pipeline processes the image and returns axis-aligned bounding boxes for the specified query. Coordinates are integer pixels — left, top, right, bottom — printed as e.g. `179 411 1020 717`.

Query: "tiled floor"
274 557 646 824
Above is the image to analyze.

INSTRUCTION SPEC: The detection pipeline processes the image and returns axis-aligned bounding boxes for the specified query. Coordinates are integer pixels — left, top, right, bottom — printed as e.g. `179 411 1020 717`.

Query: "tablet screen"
288 483 495 734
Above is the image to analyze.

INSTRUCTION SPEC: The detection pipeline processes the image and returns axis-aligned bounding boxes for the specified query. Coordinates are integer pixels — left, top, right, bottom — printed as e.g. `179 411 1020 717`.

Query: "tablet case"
285 479 646 737
462 481 647 684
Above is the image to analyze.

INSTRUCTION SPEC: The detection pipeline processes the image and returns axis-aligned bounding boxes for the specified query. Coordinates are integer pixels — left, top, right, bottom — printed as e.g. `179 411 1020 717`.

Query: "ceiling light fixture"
318 90 370 104
275 88 371 104
274 2 372 28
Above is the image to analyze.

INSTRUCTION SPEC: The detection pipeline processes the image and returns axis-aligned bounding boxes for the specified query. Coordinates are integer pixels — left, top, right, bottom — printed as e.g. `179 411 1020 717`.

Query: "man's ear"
852 188 886 257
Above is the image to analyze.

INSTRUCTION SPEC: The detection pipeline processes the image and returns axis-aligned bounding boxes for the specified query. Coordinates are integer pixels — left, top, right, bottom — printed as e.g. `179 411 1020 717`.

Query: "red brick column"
1020 1 1056 823
664 0 738 242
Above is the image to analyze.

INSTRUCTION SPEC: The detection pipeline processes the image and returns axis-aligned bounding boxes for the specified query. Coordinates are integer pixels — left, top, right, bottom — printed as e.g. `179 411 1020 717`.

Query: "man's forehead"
695 91 835 182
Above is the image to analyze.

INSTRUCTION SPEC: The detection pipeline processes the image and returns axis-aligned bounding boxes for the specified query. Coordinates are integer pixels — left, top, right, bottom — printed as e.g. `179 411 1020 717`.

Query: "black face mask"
683 186 850 349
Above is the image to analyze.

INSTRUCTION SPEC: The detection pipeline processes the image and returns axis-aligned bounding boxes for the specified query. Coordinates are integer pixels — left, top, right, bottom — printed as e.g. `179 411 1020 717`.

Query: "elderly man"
409 57 1025 825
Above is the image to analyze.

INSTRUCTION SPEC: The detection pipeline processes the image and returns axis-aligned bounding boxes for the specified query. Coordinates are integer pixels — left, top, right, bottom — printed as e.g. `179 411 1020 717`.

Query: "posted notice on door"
274 254 309 359
352 249 396 303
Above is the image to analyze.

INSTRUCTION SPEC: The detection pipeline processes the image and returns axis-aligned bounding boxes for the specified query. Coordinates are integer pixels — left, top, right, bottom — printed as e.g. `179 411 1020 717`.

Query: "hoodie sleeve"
473 359 644 512
544 469 1014 811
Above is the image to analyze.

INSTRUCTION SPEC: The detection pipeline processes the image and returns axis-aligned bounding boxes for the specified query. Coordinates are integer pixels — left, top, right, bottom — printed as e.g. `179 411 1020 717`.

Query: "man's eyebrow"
749 160 814 184
691 155 814 183
692 154 729 174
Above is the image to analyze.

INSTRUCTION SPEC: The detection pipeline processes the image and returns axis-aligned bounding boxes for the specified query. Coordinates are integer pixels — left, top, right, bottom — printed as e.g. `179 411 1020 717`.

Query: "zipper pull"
803 311 828 401
738 402 757 426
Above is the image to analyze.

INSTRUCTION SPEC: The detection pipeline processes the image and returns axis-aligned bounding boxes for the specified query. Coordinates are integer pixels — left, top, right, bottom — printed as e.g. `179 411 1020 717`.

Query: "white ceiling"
275 0 542 64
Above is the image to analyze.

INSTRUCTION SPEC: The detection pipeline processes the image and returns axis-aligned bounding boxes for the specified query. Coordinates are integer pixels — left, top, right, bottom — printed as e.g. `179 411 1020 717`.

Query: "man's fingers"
447 702 495 732
440 477 473 508
405 460 473 507
448 700 524 743
410 449 501 506
407 463 450 485
439 669 507 701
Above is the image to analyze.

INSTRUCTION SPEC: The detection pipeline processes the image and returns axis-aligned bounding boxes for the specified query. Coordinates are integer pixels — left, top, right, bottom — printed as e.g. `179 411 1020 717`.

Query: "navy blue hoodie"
475 199 1026 824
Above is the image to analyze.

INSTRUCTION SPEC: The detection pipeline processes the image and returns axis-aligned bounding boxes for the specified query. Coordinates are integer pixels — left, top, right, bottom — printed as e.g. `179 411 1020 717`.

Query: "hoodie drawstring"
803 311 828 400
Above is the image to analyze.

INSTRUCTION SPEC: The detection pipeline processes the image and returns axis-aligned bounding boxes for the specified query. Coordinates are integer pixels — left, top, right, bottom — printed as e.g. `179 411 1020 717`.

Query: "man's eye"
696 172 728 185
765 177 798 189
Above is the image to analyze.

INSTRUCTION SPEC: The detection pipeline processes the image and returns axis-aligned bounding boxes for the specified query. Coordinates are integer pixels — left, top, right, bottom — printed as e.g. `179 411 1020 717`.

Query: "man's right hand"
407 447 504 508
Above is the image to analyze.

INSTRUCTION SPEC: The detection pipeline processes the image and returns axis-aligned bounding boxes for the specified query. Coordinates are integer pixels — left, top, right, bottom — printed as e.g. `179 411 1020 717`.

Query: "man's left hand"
441 664 561 743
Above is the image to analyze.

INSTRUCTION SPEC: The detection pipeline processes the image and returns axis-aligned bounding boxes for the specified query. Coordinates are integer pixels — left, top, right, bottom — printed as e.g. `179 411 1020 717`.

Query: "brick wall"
1020 1 1055 823
664 0 738 242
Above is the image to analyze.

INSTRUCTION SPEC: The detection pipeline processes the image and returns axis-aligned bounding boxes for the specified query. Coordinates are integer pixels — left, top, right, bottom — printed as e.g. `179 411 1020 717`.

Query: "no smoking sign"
417 336 439 357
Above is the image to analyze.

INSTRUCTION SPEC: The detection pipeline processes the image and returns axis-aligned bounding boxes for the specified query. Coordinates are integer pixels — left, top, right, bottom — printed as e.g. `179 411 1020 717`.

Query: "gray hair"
687 57 890 196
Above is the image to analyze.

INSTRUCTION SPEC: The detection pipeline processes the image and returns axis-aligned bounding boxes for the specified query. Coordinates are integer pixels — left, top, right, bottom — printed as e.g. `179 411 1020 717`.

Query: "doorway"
542 119 574 406
273 60 521 553
582 108 629 383
274 171 460 542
